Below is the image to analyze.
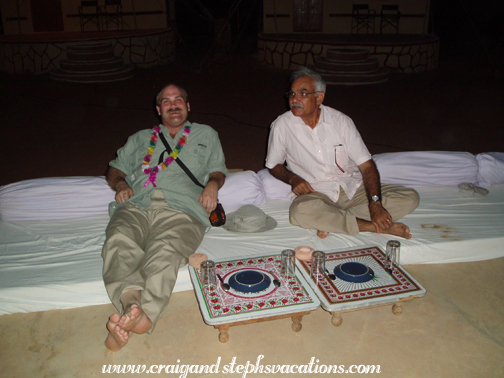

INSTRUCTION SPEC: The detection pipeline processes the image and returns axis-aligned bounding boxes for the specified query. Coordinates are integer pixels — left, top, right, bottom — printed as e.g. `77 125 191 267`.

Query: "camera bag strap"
158 132 205 189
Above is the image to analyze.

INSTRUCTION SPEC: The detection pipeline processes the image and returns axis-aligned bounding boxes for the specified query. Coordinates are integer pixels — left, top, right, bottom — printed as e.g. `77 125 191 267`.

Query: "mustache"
167 108 183 113
291 103 304 109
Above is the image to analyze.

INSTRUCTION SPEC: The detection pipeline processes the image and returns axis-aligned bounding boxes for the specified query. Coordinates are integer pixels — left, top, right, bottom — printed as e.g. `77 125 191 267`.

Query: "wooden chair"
100 0 123 30
351 4 376 34
380 5 401 34
78 0 101 31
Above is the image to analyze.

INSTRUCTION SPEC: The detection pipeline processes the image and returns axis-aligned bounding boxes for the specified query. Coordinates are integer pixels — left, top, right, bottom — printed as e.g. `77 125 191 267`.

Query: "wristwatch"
371 195 380 202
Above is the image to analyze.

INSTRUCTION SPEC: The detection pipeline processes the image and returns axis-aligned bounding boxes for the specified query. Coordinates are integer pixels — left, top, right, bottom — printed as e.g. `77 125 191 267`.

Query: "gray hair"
290 67 326 93
156 84 189 106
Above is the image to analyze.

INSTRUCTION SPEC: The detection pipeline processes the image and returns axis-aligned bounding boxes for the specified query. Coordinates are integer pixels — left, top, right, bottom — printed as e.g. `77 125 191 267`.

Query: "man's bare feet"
358 219 412 239
105 313 129 351
317 220 412 240
104 291 153 351
316 230 329 239
384 222 412 239
118 303 152 334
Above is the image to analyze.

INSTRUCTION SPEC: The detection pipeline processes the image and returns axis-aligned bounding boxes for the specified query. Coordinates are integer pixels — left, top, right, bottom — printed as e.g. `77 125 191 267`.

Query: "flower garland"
142 125 191 187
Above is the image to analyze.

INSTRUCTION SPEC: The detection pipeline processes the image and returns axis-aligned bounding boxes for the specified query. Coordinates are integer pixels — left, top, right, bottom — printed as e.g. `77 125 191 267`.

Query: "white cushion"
373 151 478 187
218 170 266 212
0 172 266 222
0 176 115 222
257 169 292 200
476 152 504 188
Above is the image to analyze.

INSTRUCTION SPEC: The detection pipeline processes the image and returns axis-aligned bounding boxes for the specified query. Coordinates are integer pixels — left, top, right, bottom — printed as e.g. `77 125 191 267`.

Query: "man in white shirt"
265 67 419 239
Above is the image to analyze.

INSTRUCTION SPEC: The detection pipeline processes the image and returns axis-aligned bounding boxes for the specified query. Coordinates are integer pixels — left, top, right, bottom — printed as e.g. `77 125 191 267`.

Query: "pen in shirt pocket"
334 144 345 173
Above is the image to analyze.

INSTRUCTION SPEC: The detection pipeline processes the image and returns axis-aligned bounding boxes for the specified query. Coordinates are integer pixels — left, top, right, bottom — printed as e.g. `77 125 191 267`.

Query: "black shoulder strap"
158 132 205 189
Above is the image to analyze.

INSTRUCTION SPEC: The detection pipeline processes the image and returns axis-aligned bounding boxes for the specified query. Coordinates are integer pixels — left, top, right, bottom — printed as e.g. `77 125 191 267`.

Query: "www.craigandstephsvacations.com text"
101 355 381 376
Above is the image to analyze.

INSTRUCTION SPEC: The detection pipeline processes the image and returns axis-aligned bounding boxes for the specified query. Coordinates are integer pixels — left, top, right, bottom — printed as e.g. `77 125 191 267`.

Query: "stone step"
318 67 390 85
52 41 135 83
66 42 113 53
67 48 115 62
314 56 380 73
326 48 369 62
50 64 135 83
59 56 125 73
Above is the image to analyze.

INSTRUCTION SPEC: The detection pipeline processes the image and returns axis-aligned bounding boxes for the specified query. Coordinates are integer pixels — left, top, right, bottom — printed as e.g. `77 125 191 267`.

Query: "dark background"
0 0 503 187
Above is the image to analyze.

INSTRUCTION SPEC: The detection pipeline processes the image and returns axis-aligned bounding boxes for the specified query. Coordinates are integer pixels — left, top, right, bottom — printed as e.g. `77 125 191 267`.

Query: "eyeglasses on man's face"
285 91 320 99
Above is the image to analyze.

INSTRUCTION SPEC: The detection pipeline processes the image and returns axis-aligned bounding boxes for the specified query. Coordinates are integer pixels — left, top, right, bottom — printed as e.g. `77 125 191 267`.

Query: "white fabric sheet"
1 184 504 316
373 151 479 187
476 152 504 188
0 176 115 222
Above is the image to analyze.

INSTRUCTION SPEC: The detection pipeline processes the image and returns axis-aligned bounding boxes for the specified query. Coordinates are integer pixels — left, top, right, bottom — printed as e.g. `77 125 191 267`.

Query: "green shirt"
109 121 228 226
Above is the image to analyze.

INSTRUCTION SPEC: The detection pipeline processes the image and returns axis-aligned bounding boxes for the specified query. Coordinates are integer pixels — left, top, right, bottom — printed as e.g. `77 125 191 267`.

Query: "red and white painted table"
189 253 320 342
297 245 426 326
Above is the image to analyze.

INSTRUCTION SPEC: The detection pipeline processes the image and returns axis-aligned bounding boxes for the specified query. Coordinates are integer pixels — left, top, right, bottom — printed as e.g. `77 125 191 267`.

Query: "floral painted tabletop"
297 245 426 311
189 254 320 325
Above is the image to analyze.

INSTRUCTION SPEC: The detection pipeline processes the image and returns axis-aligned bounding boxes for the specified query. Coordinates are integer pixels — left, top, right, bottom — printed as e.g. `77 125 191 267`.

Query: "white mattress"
1 184 503 316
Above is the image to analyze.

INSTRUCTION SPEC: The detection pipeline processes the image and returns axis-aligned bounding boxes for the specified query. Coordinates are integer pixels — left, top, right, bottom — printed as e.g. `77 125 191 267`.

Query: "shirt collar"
317 105 327 125
160 121 192 138
291 105 326 129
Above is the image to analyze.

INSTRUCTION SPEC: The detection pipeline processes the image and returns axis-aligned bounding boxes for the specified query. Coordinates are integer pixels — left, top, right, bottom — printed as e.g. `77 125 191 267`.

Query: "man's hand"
106 167 134 204
199 172 225 214
269 164 315 196
199 180 219 213
358 159 393 233
290 175 316 196
369 201 393 233
115 184 134 204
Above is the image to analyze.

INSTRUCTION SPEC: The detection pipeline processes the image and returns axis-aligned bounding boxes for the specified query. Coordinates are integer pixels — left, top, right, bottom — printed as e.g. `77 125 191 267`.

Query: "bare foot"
383 222 412 239
105 313 129 351
119 303 152 334
358 219 412 239
316 230 329 239
104 291 153 351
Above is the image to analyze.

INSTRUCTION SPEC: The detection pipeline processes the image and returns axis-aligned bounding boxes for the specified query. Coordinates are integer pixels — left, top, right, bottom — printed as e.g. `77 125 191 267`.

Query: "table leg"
392 302 403 315
331 312 343 327
211 311 312 341
291 314 304 332
214 324 230 343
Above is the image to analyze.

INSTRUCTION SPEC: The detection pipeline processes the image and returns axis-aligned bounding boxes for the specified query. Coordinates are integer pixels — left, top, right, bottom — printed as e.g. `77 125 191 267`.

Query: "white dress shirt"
265 105 372 202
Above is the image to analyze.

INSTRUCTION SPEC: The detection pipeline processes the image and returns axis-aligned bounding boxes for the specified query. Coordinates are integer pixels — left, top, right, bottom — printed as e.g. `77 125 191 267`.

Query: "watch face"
372 195 380 202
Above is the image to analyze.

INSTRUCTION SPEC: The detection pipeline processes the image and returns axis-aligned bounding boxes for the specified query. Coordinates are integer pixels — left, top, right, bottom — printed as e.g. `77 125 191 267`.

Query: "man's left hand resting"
199 172 225 213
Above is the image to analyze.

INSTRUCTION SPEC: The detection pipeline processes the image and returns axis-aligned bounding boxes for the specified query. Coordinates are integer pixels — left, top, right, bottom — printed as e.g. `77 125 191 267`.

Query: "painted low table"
297 245 426 326
189 253 320 342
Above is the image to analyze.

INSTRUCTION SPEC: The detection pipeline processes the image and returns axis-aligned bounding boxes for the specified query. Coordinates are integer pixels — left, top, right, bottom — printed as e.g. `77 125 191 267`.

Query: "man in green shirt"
103 84 227 351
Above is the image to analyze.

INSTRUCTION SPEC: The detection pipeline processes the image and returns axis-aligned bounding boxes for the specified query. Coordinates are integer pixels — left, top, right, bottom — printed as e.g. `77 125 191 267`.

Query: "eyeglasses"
285 91 320 99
